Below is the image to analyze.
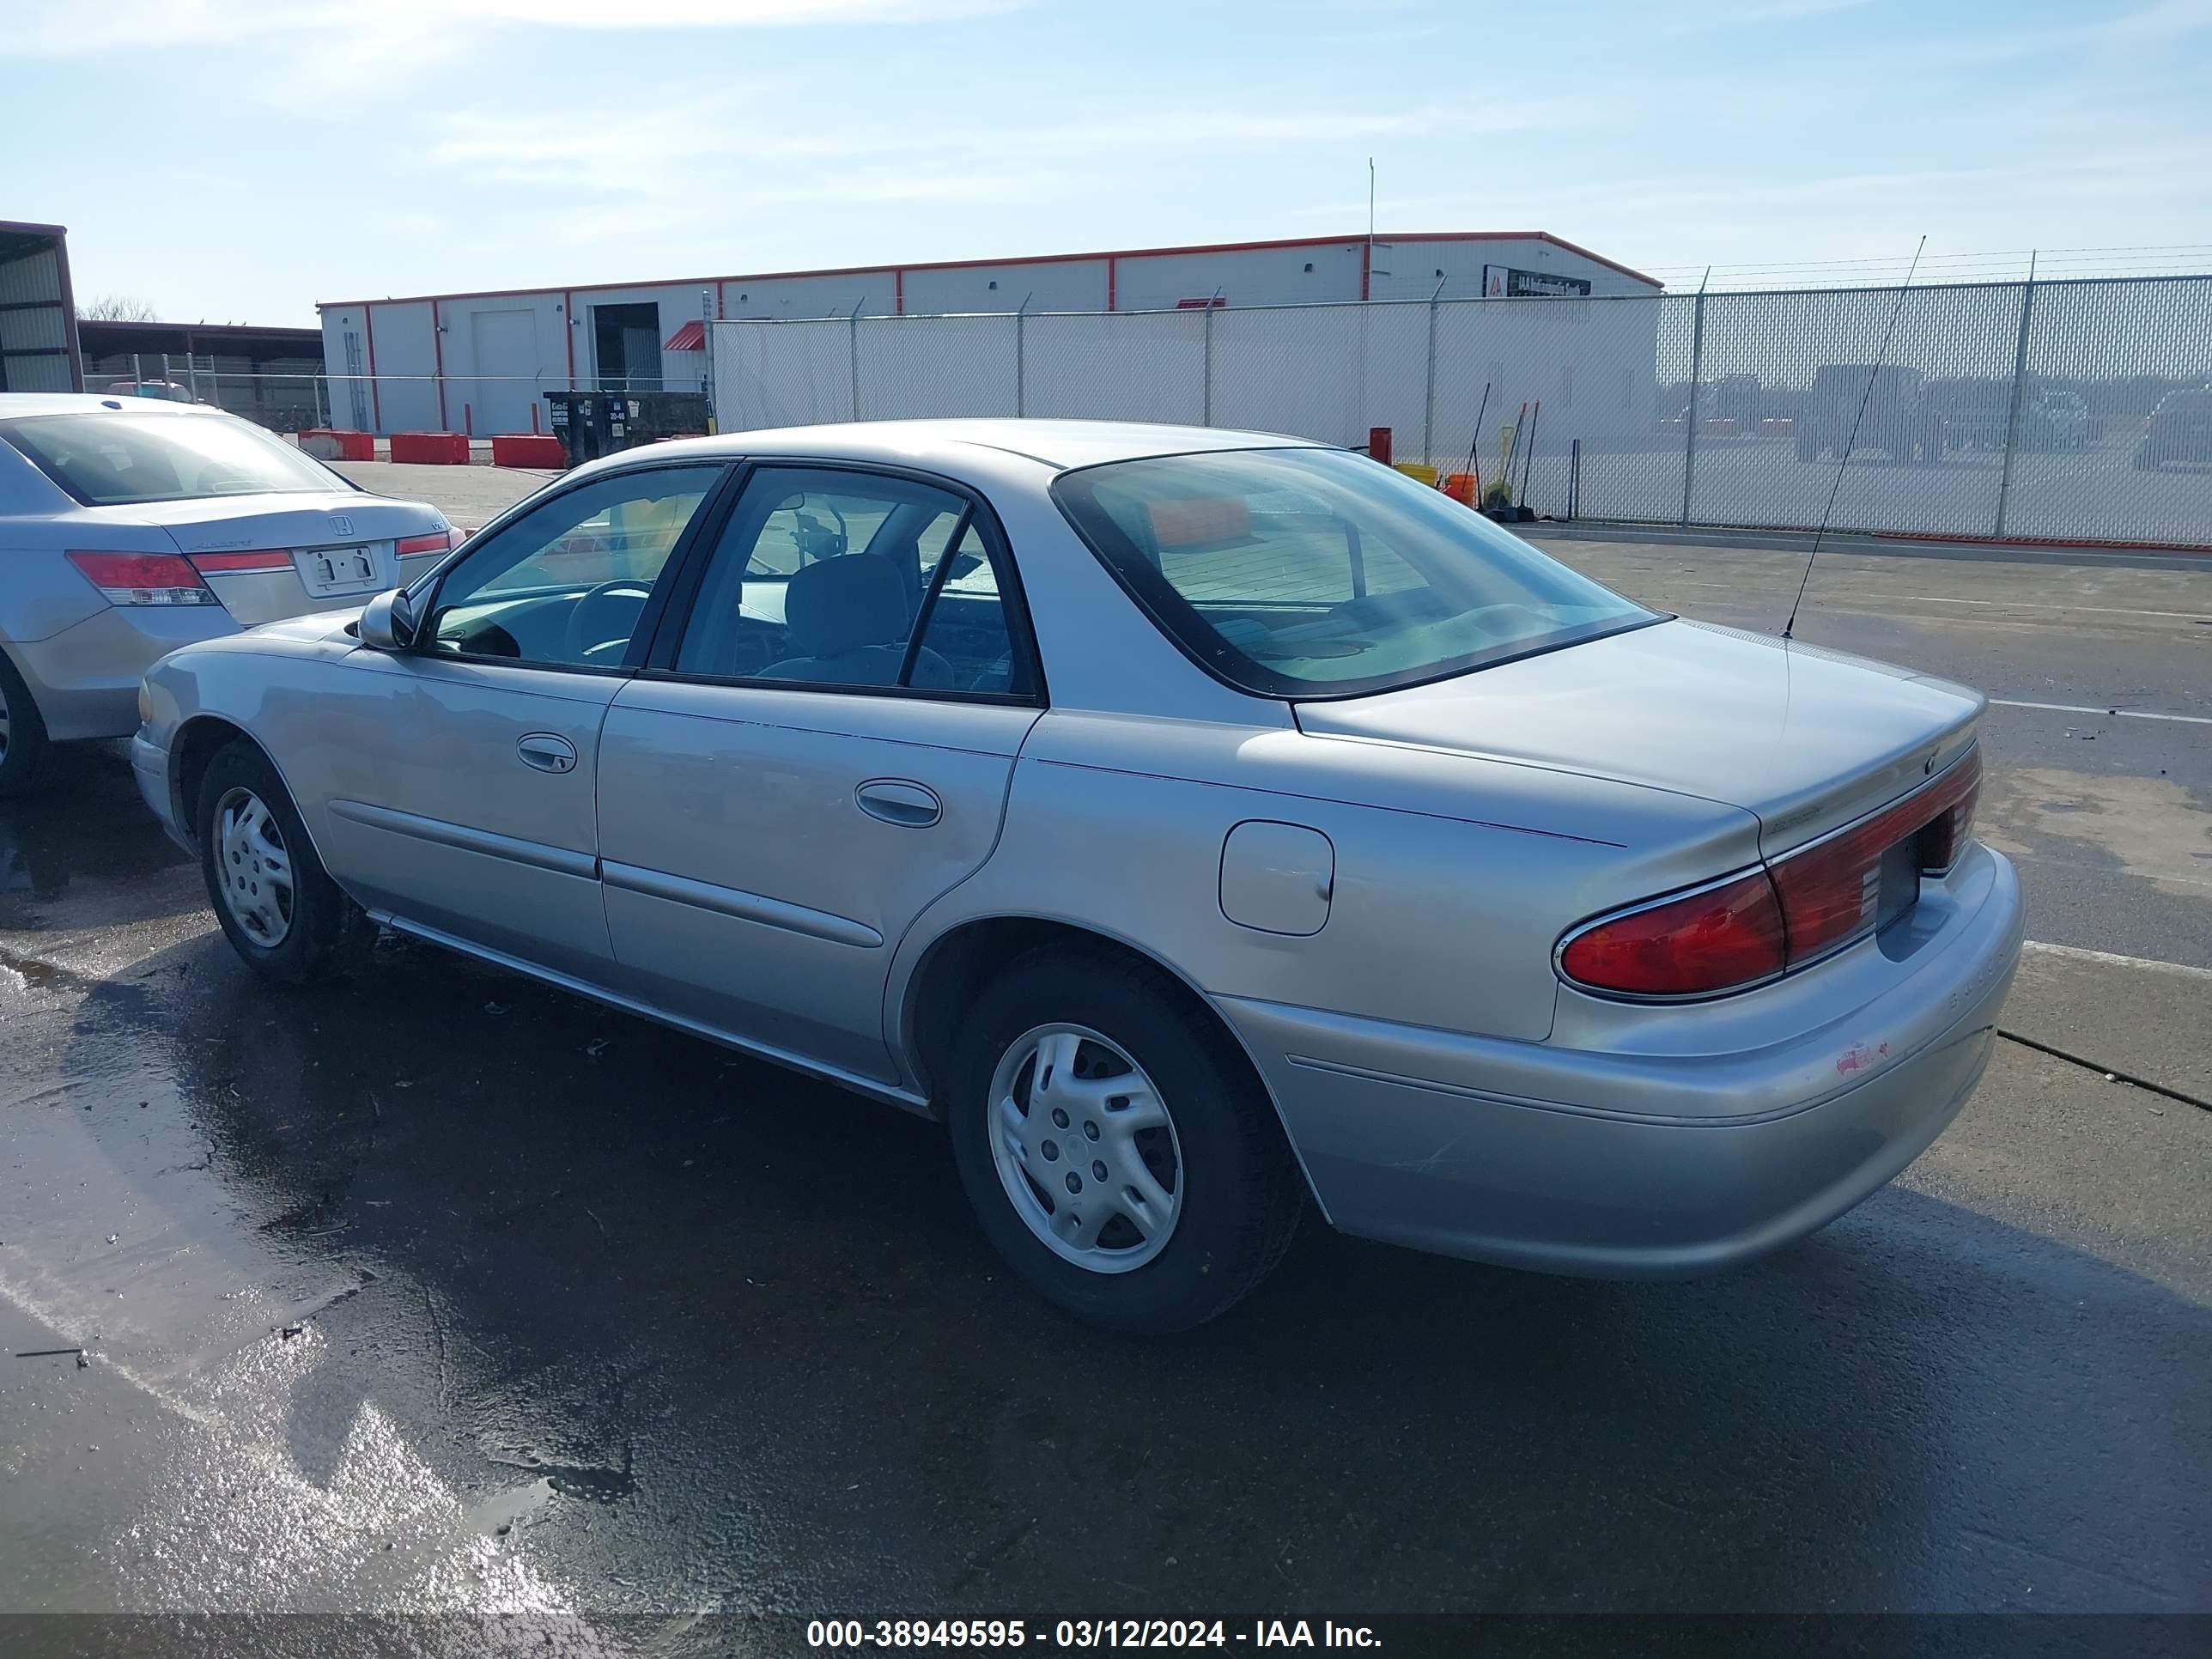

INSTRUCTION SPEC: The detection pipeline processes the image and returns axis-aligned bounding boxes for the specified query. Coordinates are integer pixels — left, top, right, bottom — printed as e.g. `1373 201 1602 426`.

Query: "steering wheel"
562 580 653 663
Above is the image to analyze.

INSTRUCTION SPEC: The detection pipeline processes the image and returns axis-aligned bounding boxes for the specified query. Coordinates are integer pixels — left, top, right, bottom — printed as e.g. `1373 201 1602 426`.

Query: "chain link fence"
712 275 2212 549
77 362 708 446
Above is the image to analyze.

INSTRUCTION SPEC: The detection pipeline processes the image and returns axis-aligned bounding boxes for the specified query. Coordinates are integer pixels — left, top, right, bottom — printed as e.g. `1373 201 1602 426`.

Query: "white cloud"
10 0 1015 52
1667 0 1872 27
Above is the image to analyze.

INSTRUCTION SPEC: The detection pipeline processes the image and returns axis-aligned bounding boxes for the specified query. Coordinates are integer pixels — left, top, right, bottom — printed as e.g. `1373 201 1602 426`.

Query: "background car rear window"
1051 447 1656 699
0 413 348 507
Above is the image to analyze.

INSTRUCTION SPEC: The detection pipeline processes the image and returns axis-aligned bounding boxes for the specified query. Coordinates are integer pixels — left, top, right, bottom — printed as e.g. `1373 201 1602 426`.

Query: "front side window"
0 412 350 507
675 466 1032 696
424 465 720 667
1052 446 1656 698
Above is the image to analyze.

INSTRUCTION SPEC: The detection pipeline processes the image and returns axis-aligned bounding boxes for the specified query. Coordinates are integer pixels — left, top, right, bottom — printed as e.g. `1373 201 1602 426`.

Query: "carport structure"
77 318 325 432
0 219 83 393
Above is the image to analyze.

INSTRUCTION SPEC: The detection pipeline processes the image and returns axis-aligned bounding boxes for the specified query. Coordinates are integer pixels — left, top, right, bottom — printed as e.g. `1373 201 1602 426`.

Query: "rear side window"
1053 446 1655 698
675 465 1035 696
0 412 347 507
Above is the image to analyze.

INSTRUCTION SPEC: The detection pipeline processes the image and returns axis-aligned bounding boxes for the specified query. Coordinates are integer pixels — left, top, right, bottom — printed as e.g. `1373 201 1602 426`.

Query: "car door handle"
854 780 942 828
517 733 579 774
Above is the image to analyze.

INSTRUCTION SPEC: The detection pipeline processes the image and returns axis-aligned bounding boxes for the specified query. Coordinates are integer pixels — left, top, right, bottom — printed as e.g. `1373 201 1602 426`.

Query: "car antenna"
1783 234 1928 641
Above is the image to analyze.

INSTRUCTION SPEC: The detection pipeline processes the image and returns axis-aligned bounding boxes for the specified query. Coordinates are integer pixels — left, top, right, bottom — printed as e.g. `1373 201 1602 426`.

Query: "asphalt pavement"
1 464 2205 1646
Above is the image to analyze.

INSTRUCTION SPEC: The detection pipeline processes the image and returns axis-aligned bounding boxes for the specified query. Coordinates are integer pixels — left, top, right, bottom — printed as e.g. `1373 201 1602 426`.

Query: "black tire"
196 739 356 984
0 649 56 799
946 945 1304 1334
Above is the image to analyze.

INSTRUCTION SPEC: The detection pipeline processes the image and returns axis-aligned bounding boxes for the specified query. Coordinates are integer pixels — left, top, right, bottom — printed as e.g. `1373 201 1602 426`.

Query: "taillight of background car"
1559 750 1982 1000
66 550 221 606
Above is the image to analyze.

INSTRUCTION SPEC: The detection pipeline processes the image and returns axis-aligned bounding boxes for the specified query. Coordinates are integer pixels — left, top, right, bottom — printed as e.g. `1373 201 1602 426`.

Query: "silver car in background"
133 421 2023 1332
0 393 457 794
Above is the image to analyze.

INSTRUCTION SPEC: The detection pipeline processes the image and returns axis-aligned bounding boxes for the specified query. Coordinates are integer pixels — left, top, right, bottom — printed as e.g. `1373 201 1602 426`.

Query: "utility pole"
1679 265 1711 526
1994 250 2039 539
1366 157 1376 298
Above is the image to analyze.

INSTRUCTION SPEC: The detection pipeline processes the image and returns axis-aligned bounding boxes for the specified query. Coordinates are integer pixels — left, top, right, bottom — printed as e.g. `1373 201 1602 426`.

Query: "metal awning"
663 319 706 352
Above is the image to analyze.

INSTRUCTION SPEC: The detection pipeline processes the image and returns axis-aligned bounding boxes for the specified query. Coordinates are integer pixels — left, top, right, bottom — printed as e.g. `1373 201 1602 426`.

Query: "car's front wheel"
196 740 355 984
947 946 1304 1334
0 651 55 799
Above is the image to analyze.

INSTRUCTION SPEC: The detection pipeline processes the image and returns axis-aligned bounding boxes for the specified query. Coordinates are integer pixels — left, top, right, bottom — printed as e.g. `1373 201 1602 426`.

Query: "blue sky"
9 0 2210 324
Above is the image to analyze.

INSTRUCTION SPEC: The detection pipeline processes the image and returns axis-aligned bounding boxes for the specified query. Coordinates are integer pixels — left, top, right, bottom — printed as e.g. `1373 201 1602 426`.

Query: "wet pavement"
1 499 2208 1644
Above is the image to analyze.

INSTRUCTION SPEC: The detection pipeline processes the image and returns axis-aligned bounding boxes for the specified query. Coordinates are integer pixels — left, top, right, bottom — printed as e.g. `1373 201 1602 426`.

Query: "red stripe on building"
316 230 1663 312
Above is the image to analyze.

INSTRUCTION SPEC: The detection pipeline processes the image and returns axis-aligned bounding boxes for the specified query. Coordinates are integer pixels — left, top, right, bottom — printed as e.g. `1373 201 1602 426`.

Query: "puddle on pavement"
1983 766 2212 892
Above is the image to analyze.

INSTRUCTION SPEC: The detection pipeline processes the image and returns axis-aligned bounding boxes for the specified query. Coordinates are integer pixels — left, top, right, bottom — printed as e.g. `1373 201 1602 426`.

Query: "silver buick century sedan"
134 421 2023 1332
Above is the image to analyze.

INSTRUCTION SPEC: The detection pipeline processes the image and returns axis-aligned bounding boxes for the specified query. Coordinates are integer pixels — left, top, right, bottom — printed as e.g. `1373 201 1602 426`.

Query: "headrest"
782 554 909 657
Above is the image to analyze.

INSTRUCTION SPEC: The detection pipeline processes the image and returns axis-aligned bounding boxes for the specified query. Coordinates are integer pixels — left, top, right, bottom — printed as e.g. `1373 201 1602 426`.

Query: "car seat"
759 553 951 689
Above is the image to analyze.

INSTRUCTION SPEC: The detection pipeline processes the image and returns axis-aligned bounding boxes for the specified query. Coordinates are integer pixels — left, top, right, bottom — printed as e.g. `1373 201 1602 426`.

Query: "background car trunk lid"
142 492 446 626
1291 617 1983 858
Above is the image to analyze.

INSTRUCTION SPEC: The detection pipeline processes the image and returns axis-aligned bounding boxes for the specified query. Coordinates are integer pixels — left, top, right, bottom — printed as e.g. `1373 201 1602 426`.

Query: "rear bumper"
1218 846 2024 1278
4 606 238 741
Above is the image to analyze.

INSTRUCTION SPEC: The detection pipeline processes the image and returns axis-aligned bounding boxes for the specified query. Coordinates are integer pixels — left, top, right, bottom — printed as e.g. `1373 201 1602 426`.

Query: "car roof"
629 418 1331 475
0 392 225 419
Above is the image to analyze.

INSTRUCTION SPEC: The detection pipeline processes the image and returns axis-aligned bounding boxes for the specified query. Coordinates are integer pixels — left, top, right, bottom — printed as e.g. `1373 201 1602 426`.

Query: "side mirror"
357 587 418 651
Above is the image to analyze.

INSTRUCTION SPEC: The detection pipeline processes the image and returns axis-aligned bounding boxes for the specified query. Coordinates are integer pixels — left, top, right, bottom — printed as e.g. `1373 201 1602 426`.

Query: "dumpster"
543 390 711 467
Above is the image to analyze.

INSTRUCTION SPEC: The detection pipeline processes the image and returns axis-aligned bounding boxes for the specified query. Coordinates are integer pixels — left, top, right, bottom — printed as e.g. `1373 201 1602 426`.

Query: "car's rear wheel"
0 651 56 799
946 946 1304 1334
197 740 354 984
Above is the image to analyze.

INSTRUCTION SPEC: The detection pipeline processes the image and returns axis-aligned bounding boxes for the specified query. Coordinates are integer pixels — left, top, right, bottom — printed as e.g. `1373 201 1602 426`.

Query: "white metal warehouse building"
318 231 1660 435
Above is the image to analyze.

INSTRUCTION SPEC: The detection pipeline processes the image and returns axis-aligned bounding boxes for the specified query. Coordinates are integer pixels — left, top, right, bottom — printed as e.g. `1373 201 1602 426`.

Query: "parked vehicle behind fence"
133 420 2023 1332
2134 386 2212 471
1797 365 1946 465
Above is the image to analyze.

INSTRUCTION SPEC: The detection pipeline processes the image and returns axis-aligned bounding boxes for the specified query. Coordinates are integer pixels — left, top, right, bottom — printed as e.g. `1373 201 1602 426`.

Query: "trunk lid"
72 489 442 551
95 490 447 626
1293 617 1983 855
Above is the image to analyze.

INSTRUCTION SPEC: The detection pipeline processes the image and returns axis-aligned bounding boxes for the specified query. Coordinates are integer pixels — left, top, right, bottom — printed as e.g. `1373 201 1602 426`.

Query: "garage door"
469 309 541 434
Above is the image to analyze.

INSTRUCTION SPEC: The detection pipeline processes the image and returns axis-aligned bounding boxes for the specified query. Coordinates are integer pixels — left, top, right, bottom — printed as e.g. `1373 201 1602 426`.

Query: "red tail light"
1560 749 1984 1000
397 528 459 556
1558 868 1788 997
66 550 220 607
1771 750 1982 963
189 550 295 574
1913 752 1981 873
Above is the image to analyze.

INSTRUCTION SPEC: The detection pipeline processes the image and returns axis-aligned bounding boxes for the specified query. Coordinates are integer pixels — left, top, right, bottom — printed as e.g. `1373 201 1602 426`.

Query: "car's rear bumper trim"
1216 847 2023 1278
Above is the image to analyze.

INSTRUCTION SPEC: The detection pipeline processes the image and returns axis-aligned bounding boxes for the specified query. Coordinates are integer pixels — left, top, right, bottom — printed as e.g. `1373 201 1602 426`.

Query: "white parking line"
1647 580 2209 623
2022 939 2212 982
1895 594 2212 623
1990 699 2212 726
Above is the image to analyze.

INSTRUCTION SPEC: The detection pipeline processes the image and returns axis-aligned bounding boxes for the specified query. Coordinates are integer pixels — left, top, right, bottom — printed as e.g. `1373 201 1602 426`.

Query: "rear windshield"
1051 446 1657 698
0 412 349 507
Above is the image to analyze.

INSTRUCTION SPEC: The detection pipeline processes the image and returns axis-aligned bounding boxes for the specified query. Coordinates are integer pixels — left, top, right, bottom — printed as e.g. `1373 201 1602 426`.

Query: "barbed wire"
1638 244 2212 289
